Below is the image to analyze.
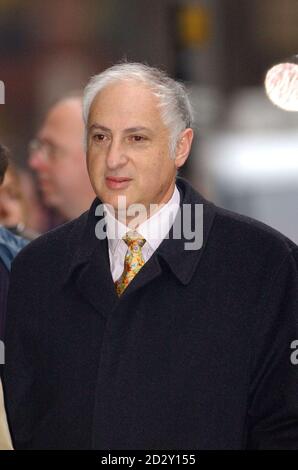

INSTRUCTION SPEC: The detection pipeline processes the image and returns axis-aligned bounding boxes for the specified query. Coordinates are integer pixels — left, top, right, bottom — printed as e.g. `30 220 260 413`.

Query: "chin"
44 195 61 211
43 195 54 207
107 196 130 212
100 189 129 207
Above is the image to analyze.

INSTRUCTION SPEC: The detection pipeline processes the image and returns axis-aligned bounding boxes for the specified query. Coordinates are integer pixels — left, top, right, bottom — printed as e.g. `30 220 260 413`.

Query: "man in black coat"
3 63 298 449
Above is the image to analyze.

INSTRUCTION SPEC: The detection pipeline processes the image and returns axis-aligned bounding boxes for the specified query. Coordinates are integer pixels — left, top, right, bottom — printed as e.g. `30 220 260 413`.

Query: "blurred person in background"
0 145 28 451
0 154 40 240
0 160 27 231
28 94 95 224
0 145 28 339
0 378 12 450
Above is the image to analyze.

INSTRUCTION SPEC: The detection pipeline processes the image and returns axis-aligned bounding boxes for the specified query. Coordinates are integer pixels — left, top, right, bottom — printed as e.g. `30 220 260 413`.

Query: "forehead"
39 99 84 142
88 80 165 128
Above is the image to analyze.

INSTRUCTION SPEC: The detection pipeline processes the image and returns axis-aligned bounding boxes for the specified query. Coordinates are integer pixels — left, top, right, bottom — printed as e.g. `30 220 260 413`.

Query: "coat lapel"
156 177 216 285
64 177 216 310
116 251 163 299
111 177 217 298
64 199 119 317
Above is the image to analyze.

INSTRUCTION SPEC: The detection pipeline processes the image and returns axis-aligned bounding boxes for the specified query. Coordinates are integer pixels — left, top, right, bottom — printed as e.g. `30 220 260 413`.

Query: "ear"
174 128 194 169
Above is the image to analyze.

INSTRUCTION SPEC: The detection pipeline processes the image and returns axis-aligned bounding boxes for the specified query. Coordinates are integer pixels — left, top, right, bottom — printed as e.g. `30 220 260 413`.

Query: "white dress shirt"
104 185 181 282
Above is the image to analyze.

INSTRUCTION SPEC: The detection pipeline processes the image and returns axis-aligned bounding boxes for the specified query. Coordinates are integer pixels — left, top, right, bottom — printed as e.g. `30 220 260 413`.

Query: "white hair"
82 62 194 157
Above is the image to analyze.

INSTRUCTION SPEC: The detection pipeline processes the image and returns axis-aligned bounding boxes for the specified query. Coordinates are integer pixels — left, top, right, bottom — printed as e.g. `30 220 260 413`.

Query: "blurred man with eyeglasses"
28 95 95 223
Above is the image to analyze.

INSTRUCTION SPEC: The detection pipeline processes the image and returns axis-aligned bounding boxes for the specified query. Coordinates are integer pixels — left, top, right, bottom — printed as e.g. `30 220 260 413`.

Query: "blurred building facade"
0 0 297 238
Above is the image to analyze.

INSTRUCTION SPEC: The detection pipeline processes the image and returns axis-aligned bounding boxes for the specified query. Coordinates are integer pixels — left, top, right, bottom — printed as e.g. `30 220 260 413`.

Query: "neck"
114 182 176 229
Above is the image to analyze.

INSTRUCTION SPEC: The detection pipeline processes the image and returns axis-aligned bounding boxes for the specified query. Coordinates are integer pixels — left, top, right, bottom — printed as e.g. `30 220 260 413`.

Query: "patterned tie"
115 231 146 297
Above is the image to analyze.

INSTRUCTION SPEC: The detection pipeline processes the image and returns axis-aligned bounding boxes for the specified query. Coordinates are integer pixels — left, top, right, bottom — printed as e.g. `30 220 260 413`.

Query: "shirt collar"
104 185 180 254
64 177 217 296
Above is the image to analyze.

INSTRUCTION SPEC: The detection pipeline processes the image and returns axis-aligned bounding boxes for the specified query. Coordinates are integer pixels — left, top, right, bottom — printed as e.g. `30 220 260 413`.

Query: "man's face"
28 98 89 219
87 80 181 218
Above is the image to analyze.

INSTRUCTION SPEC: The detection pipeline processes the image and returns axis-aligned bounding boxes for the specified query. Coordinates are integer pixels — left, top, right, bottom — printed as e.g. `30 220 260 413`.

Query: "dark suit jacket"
3 177 298 449
0 260 9 342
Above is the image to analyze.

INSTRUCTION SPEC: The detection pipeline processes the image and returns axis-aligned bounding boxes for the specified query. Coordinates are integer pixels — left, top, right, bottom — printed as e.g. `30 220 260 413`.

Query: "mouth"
37 177 52 193
105 176 132 190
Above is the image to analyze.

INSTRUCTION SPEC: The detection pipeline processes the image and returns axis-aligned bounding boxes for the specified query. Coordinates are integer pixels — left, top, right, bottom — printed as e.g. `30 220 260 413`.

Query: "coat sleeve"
248 247 298 449
0 378 13 450
0 259 9 341
2 250 38 449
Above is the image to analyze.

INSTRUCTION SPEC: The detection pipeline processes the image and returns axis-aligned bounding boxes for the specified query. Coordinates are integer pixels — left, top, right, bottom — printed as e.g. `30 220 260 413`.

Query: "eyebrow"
88 124 152 134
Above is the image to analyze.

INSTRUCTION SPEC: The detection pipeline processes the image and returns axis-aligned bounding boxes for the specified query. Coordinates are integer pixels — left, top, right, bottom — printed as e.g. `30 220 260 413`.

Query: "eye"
131 135 147 142
93 134 106 142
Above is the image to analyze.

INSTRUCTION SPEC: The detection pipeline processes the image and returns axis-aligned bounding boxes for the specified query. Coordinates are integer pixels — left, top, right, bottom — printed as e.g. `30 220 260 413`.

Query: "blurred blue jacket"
0 226 28 271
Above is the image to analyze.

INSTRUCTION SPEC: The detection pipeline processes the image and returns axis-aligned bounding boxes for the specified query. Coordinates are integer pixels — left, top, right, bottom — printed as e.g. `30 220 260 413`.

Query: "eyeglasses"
28 139 65 162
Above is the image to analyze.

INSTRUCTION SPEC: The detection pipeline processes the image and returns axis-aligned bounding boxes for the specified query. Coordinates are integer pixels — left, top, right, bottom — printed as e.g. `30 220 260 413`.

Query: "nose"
105 139 128 170
28 149 49 172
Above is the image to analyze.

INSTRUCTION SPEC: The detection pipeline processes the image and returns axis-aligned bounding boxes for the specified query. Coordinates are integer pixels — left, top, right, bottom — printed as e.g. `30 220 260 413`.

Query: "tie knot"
123 230 146 248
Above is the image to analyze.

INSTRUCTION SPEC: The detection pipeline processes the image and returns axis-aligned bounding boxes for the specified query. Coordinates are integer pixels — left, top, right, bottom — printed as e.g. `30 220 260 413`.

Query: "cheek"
54 160 80 189
87 153 105 174
141 149 165 174
142 151 172 181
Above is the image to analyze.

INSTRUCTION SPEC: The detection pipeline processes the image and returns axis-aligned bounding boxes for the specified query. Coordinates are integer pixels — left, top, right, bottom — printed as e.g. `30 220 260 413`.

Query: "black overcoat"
3 177 298 449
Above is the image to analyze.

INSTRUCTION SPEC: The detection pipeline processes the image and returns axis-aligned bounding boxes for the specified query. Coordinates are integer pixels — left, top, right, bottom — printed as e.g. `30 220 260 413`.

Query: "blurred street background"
0 0 297 241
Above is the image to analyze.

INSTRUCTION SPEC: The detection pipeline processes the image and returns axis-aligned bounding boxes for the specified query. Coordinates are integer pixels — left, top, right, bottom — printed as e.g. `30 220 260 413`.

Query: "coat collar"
156 177 216 285
64 177 216 314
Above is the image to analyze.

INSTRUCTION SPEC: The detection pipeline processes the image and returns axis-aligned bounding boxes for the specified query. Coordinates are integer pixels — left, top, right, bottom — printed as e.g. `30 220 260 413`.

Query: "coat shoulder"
11 211 88 272
212 203 298 265
178 177 297 263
